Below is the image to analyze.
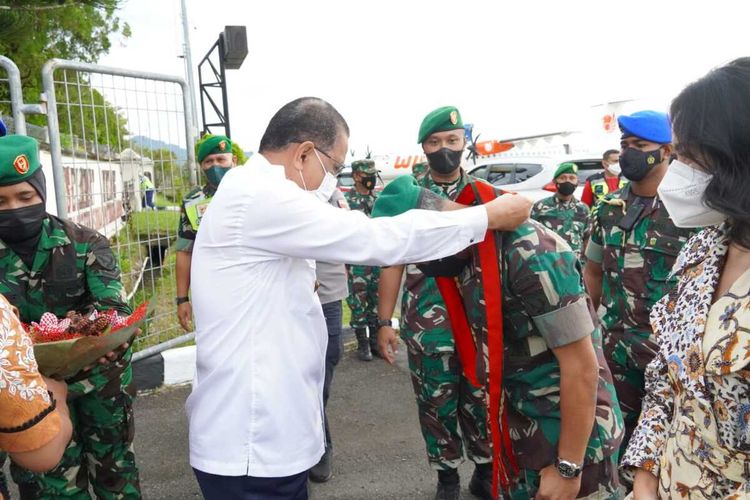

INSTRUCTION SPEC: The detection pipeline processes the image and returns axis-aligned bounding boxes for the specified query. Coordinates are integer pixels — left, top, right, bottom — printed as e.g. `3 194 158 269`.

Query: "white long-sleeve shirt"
187 153 487 477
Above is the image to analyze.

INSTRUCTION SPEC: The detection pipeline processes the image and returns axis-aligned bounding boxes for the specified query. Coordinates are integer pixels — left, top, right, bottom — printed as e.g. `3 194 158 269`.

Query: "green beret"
417 106 463 144
372 175 422 218
351 159 377 174
197 135 233 163
0 135 41 186
553 162 578 179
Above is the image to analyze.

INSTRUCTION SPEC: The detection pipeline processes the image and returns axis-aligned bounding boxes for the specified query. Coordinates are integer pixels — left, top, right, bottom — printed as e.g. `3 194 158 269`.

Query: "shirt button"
470 239 475 243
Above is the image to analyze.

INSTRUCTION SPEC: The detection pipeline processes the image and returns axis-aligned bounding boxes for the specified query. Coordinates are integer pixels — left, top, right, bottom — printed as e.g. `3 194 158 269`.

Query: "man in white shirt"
187 97 531 500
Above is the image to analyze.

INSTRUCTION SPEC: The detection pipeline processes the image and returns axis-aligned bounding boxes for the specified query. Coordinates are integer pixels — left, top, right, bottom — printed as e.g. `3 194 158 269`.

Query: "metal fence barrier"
39 59 197 355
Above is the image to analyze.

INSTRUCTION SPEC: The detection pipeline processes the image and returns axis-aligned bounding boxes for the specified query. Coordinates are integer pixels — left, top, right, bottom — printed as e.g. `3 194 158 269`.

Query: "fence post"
0 55 28 135
40 59 68 218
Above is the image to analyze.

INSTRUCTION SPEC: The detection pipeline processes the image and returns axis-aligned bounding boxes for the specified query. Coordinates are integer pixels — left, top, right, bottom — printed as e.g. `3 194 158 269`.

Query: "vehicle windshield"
470 163 543 185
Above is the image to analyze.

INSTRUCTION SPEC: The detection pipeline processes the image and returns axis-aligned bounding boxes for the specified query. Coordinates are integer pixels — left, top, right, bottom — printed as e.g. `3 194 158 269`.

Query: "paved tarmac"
3 343 480 499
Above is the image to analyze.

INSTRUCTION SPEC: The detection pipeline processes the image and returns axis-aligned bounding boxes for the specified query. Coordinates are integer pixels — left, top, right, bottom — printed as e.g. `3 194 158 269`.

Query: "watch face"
556 459 580 478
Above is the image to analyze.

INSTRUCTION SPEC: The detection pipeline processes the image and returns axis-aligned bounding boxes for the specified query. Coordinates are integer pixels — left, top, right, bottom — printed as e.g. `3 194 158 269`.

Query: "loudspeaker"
222 26 248 70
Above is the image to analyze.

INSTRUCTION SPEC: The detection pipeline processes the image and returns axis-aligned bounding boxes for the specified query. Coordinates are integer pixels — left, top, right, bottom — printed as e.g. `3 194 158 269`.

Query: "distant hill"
129 136 187 162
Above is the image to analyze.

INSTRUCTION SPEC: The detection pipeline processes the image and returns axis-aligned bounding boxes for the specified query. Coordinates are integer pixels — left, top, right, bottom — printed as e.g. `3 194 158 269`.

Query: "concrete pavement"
3 344 481 499
136 344 478 499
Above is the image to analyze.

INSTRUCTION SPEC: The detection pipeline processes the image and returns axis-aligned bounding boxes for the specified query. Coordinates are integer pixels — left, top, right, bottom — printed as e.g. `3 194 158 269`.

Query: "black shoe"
469 466 494 499
368 326 381 358
435 480 461 500
309 448 332 483
355 328 372 361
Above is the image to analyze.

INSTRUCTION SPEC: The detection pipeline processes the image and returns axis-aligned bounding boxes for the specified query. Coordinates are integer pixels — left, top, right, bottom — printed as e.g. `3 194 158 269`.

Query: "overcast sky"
99 0 749 157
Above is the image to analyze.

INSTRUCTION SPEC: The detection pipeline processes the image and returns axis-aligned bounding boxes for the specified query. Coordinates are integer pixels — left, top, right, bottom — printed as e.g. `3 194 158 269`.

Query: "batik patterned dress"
622 223 750 499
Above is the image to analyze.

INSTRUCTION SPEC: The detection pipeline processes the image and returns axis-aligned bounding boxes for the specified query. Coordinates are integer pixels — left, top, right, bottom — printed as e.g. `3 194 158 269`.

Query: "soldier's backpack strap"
434 181 518 497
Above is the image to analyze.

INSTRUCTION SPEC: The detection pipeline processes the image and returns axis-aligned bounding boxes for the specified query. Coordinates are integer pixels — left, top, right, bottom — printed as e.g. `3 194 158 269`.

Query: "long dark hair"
670 57 750 248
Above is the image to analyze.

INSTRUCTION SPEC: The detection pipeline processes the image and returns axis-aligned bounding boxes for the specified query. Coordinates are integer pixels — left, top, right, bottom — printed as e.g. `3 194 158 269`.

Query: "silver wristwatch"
555 457 582 479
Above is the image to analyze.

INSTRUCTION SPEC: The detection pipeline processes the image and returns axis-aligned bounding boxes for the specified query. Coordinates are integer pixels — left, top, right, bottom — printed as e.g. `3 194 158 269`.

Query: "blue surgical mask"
204 165 230 187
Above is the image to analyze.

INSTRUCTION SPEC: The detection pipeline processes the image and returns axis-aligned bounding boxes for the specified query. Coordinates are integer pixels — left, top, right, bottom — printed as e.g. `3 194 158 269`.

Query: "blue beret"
618 110 671 144
0 119 6 137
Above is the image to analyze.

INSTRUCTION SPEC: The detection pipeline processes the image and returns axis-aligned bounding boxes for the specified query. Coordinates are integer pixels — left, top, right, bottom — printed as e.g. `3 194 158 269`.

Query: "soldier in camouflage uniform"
374 175 625 499
0 135 140 498
583 111 695 487
376 107 494 500
344 159 381 360
412 160 429 179
531 162 590 260
175 135 238 332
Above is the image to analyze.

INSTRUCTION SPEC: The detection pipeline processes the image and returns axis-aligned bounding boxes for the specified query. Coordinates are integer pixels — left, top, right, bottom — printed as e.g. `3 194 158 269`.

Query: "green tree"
56 70 129 153
133 146 191 203
0 0 130 145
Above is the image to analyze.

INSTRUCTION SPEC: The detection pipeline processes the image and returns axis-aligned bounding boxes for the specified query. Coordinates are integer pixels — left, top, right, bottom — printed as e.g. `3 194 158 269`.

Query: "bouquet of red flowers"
29 302 151 379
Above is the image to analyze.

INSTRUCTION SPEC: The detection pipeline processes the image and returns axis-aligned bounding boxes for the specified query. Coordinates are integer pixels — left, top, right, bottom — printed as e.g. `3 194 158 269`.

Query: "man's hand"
485 194 532 231
177 302 193 332
79 341 130 375
632 468 658 500
42 377 69 412
534 465 581 500
377 326 399 365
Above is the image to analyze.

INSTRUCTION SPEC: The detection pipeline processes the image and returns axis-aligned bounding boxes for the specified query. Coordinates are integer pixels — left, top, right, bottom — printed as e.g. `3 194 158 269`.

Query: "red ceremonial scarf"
434 182 518 498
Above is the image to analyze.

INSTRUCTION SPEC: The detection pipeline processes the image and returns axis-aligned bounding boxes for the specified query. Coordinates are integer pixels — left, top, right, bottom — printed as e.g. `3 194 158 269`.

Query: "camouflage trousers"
603 328 657 490
507 455 622 499
0 347 141 499
345 265 380 329
405 342 492 470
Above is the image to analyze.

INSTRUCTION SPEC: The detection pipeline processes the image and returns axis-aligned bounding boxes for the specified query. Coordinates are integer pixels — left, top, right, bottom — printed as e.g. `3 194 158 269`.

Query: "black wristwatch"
376 318 392 329
175 296 190 306
555 458 582 479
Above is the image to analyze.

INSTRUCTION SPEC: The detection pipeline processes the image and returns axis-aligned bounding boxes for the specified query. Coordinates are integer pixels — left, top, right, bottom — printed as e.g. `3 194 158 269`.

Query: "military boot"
435 470 461 500
368 324 381 358
354 328 372 361
468 463 494 500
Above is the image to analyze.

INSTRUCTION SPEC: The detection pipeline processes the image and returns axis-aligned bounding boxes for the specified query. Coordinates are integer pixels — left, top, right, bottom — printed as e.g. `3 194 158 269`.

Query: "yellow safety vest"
591 174 628 200
185 196 213 231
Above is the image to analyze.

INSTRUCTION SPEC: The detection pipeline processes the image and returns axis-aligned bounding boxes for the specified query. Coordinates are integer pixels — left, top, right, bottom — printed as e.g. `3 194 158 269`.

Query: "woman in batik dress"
622 58 750 499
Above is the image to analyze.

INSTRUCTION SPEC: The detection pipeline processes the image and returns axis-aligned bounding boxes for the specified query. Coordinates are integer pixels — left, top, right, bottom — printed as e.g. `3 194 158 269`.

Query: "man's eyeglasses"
315 147 346 176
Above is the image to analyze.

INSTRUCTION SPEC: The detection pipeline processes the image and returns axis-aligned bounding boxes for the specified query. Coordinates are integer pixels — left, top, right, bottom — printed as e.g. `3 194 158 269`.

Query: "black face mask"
620 147 662 182
0 203 46 243
556 182 577 196
426 148 463 175
361 175 376 191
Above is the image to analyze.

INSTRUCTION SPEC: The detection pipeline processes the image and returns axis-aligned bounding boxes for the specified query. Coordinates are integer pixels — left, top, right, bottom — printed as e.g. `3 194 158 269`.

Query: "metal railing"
40 60 197 354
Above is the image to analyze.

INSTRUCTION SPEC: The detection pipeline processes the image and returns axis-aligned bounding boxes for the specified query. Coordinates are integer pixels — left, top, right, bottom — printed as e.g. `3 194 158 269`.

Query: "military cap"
0 135 41 186
197 135 233 163
553 162 578 179
351 159 377 174
618 110 672 144
417 106 464 144
372 175 423 218
0 118 7 137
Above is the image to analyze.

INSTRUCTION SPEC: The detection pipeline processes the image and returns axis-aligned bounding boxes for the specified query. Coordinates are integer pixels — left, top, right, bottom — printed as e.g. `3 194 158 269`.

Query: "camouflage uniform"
176 184 216 253
0 215 140 499
343 188 380 329
401 170 492 470
531 194 590 260
585 185 695 461
455 218 624 498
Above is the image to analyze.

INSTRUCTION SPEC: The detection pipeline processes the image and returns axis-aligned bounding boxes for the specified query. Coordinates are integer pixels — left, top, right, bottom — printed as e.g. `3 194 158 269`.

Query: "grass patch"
111 213 185 352
154 193 177 208
129 210 180 239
